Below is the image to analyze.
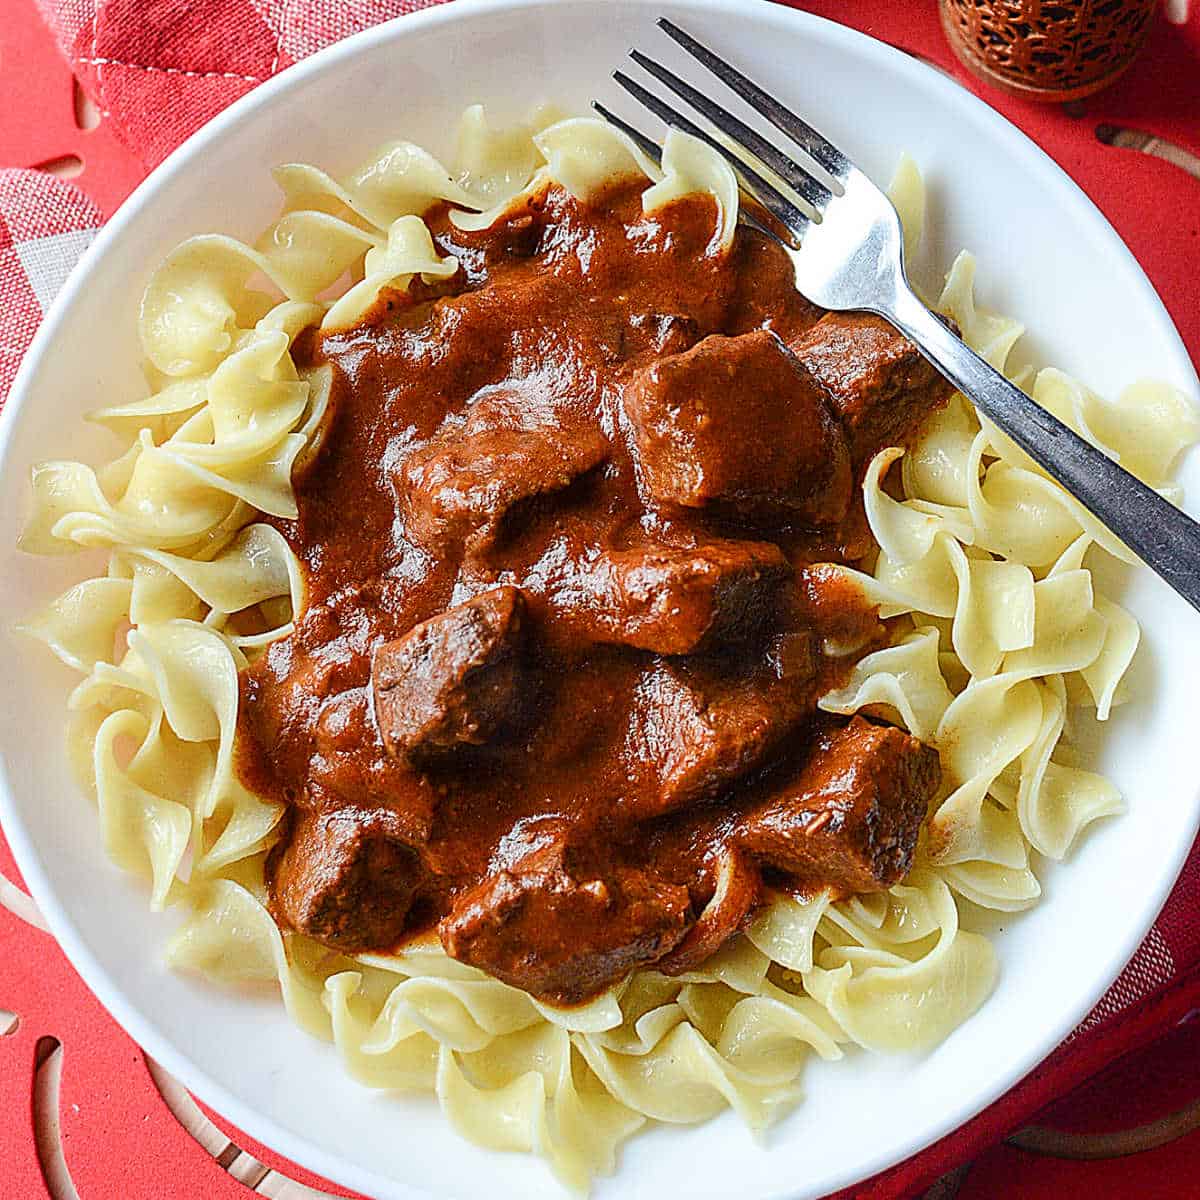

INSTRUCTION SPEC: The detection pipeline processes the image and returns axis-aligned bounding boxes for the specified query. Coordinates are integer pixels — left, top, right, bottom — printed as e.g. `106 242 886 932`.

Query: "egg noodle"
18 109 1199 1190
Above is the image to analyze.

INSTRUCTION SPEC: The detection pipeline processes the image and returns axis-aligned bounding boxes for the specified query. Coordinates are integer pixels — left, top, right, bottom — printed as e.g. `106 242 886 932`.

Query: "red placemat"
1 2 1199 1198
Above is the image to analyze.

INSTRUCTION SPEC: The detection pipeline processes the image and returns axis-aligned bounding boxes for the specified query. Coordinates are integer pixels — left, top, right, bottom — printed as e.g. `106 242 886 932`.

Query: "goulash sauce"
237 181 951 1004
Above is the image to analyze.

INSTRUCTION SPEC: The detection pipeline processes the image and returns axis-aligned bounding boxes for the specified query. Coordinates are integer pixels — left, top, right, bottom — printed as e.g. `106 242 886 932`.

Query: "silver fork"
597 18 1200 613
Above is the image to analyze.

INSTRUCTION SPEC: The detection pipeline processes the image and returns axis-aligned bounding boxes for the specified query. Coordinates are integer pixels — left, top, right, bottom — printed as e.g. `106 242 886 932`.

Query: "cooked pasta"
17 108 1198 1192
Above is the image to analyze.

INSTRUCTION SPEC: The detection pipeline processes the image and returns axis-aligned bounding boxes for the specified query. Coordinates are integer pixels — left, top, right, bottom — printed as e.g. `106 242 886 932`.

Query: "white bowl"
2 2 1198 1197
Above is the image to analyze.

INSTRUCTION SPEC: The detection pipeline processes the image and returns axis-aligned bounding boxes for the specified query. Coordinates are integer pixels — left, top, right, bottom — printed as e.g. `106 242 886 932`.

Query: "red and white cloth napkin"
2 2 1199 1197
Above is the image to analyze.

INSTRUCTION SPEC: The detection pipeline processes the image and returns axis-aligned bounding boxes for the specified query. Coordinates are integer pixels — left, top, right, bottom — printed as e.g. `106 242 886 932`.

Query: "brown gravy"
236 180 949 1004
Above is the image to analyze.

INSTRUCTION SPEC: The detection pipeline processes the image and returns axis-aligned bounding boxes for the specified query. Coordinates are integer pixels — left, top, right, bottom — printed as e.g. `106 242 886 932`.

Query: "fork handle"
886 285 1200 613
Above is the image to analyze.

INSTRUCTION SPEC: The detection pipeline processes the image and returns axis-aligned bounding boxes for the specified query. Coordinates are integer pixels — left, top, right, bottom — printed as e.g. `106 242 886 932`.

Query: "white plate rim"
0 2 1197 1198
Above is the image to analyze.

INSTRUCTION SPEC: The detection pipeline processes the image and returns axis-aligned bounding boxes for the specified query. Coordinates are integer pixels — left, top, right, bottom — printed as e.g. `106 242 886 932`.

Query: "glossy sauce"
236 180 944 1002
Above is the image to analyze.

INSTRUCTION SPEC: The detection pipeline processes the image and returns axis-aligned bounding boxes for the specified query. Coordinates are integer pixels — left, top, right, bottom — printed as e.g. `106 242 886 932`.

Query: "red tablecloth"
1 1 1199 1197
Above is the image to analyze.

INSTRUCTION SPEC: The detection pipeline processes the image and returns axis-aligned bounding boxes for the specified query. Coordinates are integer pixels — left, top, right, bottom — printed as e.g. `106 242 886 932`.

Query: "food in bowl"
242 140 953 1004
17 108 1198 1188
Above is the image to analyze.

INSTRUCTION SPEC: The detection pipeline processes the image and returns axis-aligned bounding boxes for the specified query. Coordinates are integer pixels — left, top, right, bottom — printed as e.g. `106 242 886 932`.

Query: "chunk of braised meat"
788 312 953 463
372 586 528 761
545 536 791 655
656 849 761 975
622 329 852 525
306 688 439 843
439 847 692 1004
622 635 817 820
399 419 608 554
268 807 424 952
739 716 939 895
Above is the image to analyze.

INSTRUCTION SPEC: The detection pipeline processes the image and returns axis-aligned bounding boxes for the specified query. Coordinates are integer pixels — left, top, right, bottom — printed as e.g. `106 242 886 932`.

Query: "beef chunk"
788 313 952 463
439 850 692 1004
372 586 528 761
622 329 852 525
268 807 423 952
400 417 607 554
739 716 938 895
547 537 791 655
657 849 761 975
623 644 817 820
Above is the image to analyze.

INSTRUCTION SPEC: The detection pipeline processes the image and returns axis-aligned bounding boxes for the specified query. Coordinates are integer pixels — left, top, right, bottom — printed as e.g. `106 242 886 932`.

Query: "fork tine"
629 50 832 213
657 17 851 182
591 101 662 164
611 70 812 237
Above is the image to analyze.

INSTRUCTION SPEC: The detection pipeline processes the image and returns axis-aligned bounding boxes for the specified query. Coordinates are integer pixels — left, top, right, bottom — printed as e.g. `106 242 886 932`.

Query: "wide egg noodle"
92 707 194 910
642 128 739 252
15 575 133 672
322 215 459 330
886 151 925 263
818 627 957 742
453 103 566 208
804 872 999 1054
533 117 662 206
124 523 304 631
17 114 1200 1190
